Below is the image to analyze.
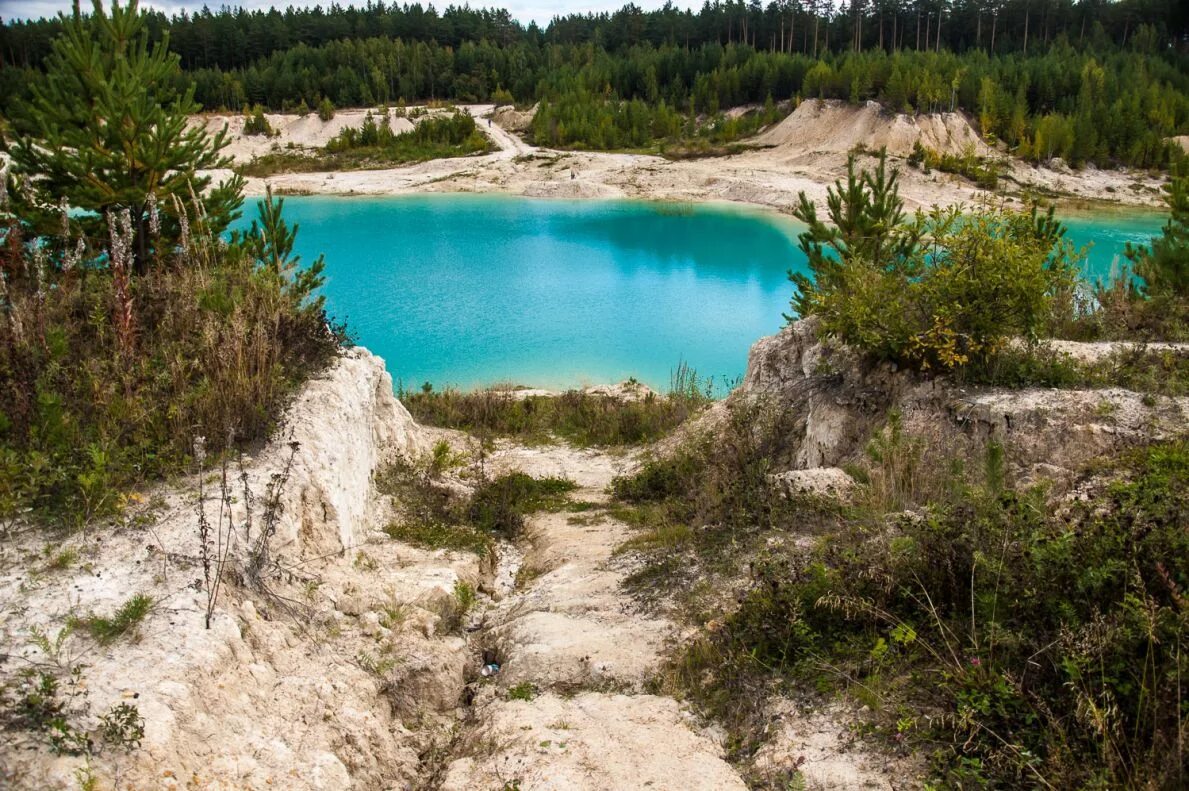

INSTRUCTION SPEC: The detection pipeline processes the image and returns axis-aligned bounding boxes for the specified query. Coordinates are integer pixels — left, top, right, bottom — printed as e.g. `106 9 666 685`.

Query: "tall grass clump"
0 192 343 527
400 365 718 447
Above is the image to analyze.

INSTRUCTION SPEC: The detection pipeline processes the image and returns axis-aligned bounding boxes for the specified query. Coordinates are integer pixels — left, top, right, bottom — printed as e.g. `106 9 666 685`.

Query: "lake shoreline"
199 102 1170 221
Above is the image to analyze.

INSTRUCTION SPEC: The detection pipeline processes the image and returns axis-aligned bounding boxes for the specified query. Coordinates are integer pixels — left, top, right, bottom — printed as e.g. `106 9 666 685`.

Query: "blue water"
241 194 1164 392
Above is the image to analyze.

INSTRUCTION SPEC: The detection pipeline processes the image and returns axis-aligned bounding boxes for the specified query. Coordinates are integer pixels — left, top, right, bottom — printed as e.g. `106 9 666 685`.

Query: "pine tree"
787 152 925 321
7 0 243 273
1125 164 1189 304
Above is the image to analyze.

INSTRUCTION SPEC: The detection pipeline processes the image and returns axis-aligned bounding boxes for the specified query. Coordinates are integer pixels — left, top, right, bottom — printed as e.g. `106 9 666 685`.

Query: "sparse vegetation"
619 394 1188 787
378 451 578 551
907 141 1001 189
507 681 537 701
238 109 492 177
401 367 714 447
69 594 153 645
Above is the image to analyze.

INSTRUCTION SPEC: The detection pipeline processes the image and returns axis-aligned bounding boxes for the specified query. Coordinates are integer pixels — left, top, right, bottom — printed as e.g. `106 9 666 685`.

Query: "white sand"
198 100 1169 216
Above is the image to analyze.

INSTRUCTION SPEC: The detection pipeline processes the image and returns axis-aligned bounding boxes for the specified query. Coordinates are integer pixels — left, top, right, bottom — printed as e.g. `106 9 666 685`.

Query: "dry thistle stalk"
106 208 136 357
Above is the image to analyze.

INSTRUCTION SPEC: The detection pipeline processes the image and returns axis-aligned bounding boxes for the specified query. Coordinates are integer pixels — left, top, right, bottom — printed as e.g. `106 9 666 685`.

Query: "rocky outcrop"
731 319 1188 479
0 349 476 791
261 346 428 555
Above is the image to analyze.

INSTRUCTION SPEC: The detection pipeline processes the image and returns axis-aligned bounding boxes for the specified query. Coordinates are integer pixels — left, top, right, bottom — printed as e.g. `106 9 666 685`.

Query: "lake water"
249 194 1164 392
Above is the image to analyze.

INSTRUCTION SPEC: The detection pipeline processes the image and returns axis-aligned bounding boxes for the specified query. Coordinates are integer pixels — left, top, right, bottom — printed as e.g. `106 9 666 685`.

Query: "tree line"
3 1 1187 168
4 0 1186 71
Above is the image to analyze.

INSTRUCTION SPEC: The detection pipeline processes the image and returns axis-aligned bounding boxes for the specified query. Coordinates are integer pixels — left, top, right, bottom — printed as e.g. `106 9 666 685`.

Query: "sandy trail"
434 440 901 790
436 442 748 790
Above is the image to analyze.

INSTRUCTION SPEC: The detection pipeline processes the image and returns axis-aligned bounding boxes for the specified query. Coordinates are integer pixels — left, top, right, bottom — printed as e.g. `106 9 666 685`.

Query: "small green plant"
453 580 476 615
45 547 79 571
507 681 537 701
70 594 153 645
98 702 144 751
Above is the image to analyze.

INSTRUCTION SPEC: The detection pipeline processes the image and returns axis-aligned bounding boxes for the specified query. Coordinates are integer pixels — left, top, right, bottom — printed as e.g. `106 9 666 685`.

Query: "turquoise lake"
252 194 1165 392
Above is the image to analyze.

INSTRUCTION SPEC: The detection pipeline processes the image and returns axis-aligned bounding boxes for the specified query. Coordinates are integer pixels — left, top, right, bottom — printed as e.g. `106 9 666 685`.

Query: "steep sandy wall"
194 109 417 162
0 349 477 790
754 99 992 161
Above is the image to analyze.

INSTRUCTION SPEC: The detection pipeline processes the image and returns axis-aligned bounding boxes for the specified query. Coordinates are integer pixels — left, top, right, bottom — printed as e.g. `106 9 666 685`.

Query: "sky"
1 0 701 27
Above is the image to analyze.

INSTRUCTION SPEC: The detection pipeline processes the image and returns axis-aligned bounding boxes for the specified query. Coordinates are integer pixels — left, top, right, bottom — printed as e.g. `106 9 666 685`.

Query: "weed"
70 594 153 645
44 547 78 572
466 474 576 539
97 702 144 751
400 384 710 447
507 682 537 701
384 520 493 556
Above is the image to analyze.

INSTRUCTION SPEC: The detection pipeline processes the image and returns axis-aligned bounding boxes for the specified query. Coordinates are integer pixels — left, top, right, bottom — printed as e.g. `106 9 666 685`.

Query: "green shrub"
789 154 1079 371
661 428 1189 788
466 473 576 539
242 104 273 136
316 96 335 121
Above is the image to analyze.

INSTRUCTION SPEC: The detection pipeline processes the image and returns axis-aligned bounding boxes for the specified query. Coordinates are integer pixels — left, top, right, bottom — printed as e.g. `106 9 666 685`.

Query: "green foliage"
239 110 492 177
0 191 343 526
316 96 335 121
98 702 144 751
5 2 1188 169
907 141 1001 189
6 0 244 272
241 103 273 136
507 681 537 701
383 520 493 557
969 345 1189 396
401 383 711 448
647 411 1189 787
378 456 575 548
69 593 153 645
466 473 576 539
789 155 1079 371
1119 163 1189 334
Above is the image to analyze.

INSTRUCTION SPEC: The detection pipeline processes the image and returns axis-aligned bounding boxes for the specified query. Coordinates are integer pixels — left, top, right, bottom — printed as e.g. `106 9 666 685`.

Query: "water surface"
252 194 1163 391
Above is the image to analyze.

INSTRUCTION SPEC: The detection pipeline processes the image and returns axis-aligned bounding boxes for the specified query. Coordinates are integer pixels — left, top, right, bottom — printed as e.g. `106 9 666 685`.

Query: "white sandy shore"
196 100 1168 218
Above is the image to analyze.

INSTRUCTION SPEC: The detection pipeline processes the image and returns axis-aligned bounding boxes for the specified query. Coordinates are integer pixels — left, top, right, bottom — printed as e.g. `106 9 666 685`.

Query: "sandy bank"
198 100 1168 217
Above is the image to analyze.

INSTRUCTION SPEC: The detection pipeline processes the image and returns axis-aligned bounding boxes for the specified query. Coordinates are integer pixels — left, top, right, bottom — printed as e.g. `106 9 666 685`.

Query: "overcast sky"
2 0 702 27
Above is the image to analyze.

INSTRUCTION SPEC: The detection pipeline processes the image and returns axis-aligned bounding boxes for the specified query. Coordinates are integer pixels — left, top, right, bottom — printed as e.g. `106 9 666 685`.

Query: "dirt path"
435 443 749 790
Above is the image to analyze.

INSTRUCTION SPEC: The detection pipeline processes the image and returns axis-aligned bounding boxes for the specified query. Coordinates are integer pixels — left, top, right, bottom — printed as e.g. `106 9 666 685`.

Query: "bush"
655 419 1189 788
378 455 576 548
242 104 273 136
789 154 1079 371
466 473 576 539
0 191 344 526
316 96 335 121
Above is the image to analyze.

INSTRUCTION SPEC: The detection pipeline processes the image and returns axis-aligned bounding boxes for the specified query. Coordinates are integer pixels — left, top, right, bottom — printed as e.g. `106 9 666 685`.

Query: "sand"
196 100 1169 217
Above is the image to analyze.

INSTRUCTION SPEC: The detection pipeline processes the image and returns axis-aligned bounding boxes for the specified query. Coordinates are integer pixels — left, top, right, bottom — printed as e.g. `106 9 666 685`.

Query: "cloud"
1 0 702 27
